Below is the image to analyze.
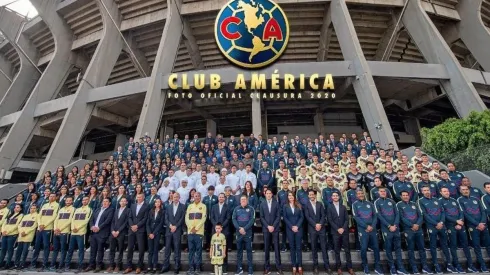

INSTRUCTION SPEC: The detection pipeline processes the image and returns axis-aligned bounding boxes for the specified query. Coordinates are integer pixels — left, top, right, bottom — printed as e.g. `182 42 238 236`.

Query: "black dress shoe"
161 267 170 273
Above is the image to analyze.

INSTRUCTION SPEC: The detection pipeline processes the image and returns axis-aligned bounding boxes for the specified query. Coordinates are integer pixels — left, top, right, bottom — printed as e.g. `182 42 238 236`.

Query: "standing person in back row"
186 192 207 275
124 193 149 274
232 195 255 275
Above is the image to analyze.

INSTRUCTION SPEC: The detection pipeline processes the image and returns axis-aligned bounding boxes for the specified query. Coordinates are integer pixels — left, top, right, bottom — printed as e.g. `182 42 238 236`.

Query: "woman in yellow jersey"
0 204 23 269
14 204 38 270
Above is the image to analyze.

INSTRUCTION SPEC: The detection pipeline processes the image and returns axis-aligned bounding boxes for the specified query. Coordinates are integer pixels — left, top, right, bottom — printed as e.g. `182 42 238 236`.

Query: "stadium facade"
0 0 489 182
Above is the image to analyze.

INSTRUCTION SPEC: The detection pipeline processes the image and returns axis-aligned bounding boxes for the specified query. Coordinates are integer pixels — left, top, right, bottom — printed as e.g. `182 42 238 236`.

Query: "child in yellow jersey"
15 204 38 270
210 223 227 275
0 204 23 269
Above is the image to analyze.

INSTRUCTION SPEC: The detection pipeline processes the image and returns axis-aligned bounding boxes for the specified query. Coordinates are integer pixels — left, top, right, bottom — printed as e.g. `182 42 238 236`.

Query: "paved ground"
1 272 490 275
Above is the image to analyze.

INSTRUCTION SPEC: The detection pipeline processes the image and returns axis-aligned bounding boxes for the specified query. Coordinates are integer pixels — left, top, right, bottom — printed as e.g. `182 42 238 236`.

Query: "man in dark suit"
210 193 231 273
259 189 282 275
327 192 353 275
305 189 330 275
86 198 114 272
124 193 149 274
107 197 130 273
161 192 185 274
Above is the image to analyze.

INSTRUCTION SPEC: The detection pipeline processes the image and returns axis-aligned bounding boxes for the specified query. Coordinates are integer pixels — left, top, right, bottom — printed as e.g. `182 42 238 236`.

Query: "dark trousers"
147 235 160 269
280 220 288 249
204 220 212 248
236 233 253 273
332 231 352 270
89 233 108 267
126 232 145 269
108 233 125 268
31 230 52 268
427 227 451 266
263 230 281 271
309 229 329 270
468 226 490 267
163 233 182 270
188 234 203 271
50 233 69 268
0 235 17 267
14 242 30 267
286 229 302 268
65 235 85 268
447 226 472 267
359 229 380 269
382 230 403 269
405 230 427 272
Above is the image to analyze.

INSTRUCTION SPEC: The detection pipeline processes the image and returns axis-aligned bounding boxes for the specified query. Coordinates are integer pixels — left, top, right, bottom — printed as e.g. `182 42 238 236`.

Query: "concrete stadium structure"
0 0 490 182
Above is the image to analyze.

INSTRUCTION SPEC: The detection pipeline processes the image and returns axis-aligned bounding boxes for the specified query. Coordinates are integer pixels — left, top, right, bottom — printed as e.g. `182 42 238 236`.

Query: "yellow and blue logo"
215 0 289 69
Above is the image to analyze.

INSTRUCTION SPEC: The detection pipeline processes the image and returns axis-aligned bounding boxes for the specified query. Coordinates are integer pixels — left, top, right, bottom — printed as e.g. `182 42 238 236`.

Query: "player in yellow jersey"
0 204 23 269
210 223 227 275
0 199 9 231
30 192 59 271
63 196 92 273
186 192 207 274
15 204 38 270
296 166 312 189
50 196 75 271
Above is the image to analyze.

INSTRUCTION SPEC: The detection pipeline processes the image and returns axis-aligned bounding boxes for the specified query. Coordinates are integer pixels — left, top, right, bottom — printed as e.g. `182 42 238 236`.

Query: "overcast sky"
0 0 38 18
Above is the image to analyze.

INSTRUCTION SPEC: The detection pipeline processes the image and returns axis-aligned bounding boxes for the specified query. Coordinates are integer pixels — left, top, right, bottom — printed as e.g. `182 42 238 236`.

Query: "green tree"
421 110 490 175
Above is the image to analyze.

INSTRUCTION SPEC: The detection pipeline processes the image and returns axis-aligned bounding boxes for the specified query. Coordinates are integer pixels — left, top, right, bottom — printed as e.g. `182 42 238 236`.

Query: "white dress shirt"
158 185 175 202
177 186 191 204
118 206 125 219
136 202 144 216
207 172 219 187
333 202 340 215
226 173 241 195
95 207 107 227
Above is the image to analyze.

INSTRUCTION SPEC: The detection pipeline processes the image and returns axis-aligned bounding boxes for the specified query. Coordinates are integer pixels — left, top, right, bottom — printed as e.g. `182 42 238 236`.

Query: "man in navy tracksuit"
374 187 408 275
457 185 490 272
352 190 382 275
393 171 417 202
232 195 255 275
418 185 452 274
439 187 475 273
396 191 431 275
437 170 459 199
257 161 274 194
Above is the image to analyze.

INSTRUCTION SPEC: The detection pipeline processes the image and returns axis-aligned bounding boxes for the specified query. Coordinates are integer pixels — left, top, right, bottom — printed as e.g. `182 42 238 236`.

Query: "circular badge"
407 184 411 188
246 208 250 212
429 229 432 233
367 205 370 208
215 0 290 69
431 184 435 188
388 202 392 206
412 205 416 209
434 202 438 205
452 202 456 206
473 201 478 204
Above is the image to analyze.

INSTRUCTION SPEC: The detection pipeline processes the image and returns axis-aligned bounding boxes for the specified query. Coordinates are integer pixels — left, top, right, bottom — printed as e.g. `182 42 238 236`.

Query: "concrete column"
206 119 217 136
134 0 183 140
114 134 128 151
314 111 326 136
252 97 262 136
402 0 486 117
0 55 13 99
457 0 490 72
0 7 40 118
330 0 398 149
404 117 422 146
37 0 124 180
0 0 77 177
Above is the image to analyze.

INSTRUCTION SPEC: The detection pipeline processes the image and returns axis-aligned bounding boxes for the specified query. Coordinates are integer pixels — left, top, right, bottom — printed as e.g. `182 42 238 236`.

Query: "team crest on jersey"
473 201 478 204
384 232 387 236
469 228 473 232
452 202 456 206
431 184 435 188
429 229 432 233
448 229 451 233
412 205 416 209
246 208 250 212
215 0 290 68
434 202 438 205
366 205 370 208
407 184 411 188
388 202 392 206
451 183 455 186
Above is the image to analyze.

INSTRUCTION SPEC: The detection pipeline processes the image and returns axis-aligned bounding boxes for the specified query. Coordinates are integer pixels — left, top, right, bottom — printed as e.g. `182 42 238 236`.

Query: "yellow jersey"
185 202 207 236
18 213 38 242
38 202 59 231
54 206 75 234
71 206 92 236
0 208 9 228
1 213 23 236
210 233 227 265
296 174 312 188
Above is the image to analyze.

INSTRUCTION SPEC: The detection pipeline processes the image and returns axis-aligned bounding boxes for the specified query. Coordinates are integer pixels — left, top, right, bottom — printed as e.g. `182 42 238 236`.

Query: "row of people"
2 180 490 275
